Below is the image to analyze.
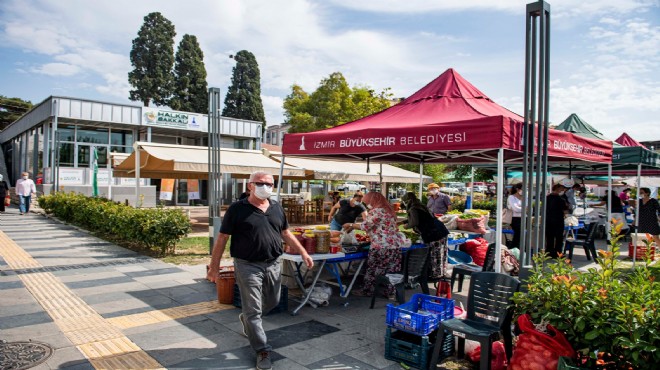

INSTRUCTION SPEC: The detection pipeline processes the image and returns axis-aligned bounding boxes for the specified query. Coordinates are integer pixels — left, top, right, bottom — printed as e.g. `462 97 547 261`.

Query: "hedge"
451 199 497 215
38 192 191 255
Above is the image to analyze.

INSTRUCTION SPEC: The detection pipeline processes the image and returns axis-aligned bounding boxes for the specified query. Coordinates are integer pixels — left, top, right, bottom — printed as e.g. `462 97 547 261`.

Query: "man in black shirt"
327 192 368 231
545 184 569 258
207 171 313 370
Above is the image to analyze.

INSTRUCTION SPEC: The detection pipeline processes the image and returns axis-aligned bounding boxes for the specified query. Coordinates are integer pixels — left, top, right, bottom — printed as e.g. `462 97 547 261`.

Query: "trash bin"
216 266 235 304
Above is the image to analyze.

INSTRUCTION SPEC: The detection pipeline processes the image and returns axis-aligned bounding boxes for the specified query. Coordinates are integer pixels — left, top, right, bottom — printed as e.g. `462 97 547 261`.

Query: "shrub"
38 192 191 256
512 220 659 369
452 198 496 215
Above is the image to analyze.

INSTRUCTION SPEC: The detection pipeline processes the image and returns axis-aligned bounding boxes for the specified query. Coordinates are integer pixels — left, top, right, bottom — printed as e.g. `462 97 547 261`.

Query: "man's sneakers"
238 313 248 337
256 351 272 370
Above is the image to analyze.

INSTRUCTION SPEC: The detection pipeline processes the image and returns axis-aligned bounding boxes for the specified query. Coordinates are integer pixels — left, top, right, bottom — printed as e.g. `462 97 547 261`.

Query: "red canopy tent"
280 68 612 272
282 68 612 165
615 133 647 148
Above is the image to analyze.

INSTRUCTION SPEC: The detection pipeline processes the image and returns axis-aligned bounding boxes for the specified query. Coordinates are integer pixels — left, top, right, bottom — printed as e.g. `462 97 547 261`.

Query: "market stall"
281 68 613 271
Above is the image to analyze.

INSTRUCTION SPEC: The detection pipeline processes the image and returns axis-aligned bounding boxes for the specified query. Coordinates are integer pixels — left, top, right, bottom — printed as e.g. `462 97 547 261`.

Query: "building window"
234 139 249 149
77 126 109 144
111 130 133 147
59 143 75 167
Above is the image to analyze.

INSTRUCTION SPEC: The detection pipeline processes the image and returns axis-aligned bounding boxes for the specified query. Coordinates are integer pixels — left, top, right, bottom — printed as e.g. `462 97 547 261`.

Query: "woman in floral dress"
343 192 405 296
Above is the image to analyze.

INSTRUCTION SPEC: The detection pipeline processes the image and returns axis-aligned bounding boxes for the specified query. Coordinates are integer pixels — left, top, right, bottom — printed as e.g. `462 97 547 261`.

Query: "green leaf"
585 330 600 340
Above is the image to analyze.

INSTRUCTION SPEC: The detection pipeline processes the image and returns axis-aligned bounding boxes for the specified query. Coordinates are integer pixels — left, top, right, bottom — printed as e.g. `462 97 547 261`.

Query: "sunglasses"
252 182 274 187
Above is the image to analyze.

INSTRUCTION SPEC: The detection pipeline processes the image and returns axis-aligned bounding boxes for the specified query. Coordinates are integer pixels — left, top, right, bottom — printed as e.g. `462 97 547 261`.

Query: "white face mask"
23 176 28 180
430 189 439 195
352 199 361 206
253 184 273 200
558 191 565 196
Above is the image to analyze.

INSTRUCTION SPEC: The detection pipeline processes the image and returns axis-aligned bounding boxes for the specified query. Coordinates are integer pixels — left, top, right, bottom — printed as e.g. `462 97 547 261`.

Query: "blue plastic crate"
385 294 454 335
233 284 288 315
384 327 454 369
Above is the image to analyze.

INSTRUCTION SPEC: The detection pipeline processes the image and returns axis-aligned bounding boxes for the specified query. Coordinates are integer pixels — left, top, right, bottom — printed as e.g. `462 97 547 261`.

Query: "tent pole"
135 143 140 208
607 164 612 244
277 156 285 202
418 159 424 199
468 166 474 209
633 163 641 266
495 148 504 273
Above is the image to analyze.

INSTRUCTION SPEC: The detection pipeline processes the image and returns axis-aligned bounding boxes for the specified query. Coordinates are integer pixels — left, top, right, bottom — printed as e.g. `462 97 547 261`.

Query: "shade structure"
280 68 613 274
268 153 431 183
113 142 309 179
282 69 612 166
615 133 647 148
555 115 660 176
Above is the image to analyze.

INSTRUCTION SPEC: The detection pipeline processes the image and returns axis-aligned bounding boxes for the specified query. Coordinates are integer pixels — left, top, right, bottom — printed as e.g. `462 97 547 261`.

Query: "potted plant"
512 219 659 369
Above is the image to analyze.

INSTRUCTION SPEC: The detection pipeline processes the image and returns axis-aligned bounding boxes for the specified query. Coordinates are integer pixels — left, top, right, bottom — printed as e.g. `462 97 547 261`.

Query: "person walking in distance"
207 171 313 370
15 172 36 215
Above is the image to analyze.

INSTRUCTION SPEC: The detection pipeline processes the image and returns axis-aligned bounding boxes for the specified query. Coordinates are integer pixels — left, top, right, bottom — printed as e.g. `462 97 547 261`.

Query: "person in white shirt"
507 183 523 249
15 172 36 215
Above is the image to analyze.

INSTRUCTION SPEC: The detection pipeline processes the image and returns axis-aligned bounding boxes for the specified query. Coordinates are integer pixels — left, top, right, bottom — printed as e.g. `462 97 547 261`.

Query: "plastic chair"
564 222 598 261
370 246 429 308
450 243 497 292
429 272 520 370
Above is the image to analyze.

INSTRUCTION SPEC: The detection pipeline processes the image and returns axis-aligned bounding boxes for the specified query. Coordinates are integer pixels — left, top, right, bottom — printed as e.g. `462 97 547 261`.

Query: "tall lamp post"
208 88 222 253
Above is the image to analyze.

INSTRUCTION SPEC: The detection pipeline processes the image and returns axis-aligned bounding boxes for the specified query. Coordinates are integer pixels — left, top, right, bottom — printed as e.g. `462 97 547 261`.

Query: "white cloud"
327 0 656 18
261 95 285 125
31 63 81 76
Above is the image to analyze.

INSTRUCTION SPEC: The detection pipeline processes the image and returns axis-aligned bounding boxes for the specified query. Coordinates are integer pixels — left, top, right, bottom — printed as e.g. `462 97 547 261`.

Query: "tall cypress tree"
128 12 176 107
222 50 266 125
170 34 208 113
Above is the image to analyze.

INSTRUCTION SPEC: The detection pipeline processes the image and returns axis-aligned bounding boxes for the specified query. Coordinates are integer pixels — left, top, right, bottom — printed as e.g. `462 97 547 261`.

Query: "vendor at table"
400 192 450 279
593 190 629 235
545 183 569 258
343 192 405 297
427 183 452 216
328 191 367 231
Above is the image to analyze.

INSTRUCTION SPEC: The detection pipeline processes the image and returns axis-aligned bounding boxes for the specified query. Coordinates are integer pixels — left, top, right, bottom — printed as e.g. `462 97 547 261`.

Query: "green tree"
170 34 208 113
392 163 447 184
222 50 266 126
449 165 494 182
0 96 32 131
284 72 392 133
128 12 176 107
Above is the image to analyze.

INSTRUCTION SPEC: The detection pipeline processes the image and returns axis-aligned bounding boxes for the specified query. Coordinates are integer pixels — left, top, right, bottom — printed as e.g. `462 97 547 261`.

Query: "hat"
560 179 574 188
428 183 440 189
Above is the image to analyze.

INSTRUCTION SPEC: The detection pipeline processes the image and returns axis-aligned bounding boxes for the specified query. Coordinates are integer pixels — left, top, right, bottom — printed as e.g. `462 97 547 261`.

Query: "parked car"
336 182 366 192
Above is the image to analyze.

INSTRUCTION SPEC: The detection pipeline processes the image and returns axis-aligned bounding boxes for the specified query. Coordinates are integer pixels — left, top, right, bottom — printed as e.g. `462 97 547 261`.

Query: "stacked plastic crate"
384 294 455 369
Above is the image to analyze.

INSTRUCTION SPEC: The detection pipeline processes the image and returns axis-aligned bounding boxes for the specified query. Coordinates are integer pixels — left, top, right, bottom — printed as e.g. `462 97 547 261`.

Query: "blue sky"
0 0 658 140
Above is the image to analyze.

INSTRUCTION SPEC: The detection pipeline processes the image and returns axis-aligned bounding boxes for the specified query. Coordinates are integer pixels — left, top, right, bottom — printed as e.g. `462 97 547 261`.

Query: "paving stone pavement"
1 207 440 369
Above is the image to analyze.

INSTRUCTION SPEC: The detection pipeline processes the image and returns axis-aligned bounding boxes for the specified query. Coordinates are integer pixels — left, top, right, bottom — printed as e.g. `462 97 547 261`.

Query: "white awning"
268 153 431 183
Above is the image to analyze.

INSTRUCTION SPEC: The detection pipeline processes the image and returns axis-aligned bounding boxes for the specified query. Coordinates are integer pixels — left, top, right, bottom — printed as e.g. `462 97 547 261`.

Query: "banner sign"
160 179 174 200
142 108 208 132
187 179 200 200
59 168 85 185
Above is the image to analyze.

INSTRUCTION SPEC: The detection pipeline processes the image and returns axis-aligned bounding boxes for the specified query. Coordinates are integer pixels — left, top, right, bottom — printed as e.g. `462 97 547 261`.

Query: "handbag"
502 208 513 224
4 195 9 207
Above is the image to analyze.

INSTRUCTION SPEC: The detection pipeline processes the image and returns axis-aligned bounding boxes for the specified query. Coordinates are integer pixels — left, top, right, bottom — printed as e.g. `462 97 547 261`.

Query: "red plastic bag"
456 215 488 234
509 314 575 370
466 341 507 370
461 238 489 266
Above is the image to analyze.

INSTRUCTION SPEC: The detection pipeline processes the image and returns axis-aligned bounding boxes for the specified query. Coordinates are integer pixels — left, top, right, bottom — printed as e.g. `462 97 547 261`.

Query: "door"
176 179 188 205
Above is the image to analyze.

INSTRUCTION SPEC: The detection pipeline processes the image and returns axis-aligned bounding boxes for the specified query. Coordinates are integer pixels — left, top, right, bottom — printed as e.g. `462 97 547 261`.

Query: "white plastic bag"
341 230 358 245
564 215 579 226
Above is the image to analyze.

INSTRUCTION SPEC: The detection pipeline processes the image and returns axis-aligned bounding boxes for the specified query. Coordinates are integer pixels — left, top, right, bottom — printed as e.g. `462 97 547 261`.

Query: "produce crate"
384 327 454 369
628 243 656 260
386 294 454 335
233 284 288 315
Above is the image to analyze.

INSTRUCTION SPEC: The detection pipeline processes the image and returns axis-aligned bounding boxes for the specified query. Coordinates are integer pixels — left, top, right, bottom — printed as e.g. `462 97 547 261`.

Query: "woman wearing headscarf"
400 192 450 279
637 187 660 246
343 192 405 296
